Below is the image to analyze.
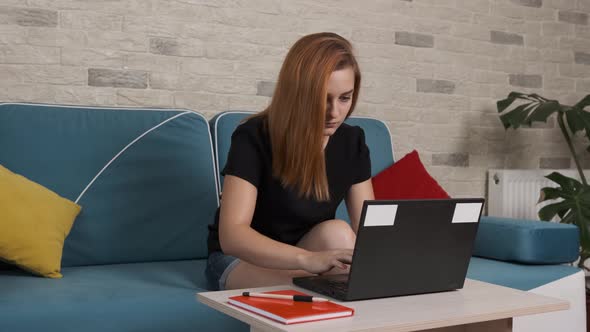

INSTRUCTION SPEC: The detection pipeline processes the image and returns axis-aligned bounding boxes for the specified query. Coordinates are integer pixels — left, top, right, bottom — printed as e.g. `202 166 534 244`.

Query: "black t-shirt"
207 116 371 254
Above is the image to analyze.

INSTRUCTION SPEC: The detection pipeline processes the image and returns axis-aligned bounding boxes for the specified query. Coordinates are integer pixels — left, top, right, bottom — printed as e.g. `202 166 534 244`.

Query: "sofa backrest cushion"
210 111 395 222
0 103 219 266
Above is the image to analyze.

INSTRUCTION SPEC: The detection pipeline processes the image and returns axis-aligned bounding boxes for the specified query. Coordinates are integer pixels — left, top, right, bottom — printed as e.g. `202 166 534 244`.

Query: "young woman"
206 32 375 290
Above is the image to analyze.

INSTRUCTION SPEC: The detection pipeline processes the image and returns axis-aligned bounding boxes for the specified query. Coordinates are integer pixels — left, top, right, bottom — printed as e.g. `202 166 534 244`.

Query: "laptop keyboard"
294 274 350 300
318 274 349 294
325 279 349 293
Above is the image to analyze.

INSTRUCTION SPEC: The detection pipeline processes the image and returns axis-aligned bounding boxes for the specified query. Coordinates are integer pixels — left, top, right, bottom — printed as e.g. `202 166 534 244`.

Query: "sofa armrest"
473 216 580 264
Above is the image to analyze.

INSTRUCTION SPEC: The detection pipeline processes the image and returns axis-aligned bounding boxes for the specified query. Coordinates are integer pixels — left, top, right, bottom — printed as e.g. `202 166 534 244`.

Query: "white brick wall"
0 0 588 198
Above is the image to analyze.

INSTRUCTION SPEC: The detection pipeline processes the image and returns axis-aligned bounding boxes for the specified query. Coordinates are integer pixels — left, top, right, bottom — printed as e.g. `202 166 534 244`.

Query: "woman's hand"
297 249 353 275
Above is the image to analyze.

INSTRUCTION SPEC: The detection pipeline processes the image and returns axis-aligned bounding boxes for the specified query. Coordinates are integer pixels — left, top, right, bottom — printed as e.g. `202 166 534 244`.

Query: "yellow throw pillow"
0 165 81 278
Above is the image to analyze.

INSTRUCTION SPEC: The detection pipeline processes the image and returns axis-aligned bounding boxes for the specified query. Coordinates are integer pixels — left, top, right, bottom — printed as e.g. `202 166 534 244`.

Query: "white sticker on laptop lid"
364 204 398 227
452 203 482 223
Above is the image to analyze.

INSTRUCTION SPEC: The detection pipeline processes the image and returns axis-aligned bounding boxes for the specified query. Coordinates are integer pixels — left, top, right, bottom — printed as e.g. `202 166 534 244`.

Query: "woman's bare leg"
224 219 356 289
296 219 356 275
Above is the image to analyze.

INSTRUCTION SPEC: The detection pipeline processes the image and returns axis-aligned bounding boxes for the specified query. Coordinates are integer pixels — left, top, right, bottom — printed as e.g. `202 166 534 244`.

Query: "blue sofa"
0 103 584 332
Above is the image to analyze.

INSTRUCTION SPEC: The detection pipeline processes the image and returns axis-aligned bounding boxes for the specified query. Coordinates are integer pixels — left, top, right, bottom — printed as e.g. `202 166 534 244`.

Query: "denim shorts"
205 251 240 291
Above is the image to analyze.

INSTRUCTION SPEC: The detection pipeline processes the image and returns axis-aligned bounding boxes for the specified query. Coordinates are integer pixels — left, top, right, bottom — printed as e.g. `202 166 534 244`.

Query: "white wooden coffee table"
197 279 569 332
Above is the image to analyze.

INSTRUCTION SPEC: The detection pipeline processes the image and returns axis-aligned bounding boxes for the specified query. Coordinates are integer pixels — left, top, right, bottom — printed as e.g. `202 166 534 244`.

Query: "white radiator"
487 169 590 221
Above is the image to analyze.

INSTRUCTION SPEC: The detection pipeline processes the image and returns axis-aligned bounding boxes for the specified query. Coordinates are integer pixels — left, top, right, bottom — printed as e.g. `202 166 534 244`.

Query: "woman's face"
324 67 355 138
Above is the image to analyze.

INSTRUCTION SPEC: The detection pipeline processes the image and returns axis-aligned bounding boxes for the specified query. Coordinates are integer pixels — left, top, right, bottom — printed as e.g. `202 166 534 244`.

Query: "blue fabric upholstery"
335 116 394 221
474 216 580 264
343 116 395 175
0 103 219 266
0 260 247 332
0 103 583 331
210 111 395 222
210 111 250 190
467 257 580 291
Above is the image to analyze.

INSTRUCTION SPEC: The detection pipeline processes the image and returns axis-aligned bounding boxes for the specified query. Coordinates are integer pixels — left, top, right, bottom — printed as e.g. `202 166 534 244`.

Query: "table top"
196 279 569 332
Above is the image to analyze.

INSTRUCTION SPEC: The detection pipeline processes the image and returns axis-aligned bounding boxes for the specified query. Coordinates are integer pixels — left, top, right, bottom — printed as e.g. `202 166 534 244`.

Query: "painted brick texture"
1 0 587 198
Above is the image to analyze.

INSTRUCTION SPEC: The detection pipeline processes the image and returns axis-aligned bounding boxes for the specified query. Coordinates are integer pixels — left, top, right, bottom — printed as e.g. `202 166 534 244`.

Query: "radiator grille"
487 169 589 221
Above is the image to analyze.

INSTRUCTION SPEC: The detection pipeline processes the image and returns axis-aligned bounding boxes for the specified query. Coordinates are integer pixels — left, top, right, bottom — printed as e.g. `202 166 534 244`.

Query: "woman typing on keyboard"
205 32 374 291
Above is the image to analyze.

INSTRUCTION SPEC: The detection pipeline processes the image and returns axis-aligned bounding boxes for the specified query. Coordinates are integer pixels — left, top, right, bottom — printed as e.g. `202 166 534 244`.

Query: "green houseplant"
497 92 590 270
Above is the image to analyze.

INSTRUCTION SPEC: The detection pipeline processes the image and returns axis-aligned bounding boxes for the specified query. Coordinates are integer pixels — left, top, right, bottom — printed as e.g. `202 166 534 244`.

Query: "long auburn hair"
254 32 361 201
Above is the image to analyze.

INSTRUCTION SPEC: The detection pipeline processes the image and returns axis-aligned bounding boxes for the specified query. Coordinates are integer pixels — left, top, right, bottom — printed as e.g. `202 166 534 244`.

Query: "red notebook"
228 290 354 325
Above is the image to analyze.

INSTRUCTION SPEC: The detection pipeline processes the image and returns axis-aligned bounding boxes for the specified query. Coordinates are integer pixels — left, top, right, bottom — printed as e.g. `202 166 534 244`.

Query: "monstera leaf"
568 95 590 152
497 92 590 150
539 172 590 267
497 93 590 269
496 92 561 129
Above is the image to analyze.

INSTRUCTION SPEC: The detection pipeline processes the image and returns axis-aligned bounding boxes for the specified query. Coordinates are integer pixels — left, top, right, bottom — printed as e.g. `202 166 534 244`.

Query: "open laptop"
293 198 485 301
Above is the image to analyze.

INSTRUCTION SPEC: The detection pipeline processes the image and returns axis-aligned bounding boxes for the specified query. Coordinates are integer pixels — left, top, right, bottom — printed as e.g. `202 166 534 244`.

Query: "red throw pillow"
371 150 450 199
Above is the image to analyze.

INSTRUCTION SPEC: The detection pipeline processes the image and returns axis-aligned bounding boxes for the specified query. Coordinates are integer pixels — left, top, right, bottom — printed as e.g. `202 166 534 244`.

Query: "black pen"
242 292 329 302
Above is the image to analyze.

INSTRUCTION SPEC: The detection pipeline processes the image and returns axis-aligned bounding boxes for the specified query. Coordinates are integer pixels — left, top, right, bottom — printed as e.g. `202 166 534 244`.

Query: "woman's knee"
310 219 356 249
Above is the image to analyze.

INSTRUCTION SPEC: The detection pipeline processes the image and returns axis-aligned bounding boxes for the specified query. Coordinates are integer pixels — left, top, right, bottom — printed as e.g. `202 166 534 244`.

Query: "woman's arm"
345 179 375 234
219 175 352 272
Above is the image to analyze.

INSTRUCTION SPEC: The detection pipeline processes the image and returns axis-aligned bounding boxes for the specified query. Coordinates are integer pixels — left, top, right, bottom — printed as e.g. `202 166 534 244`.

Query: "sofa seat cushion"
467 257 581 291
474 216 580 264
0 260 247 332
